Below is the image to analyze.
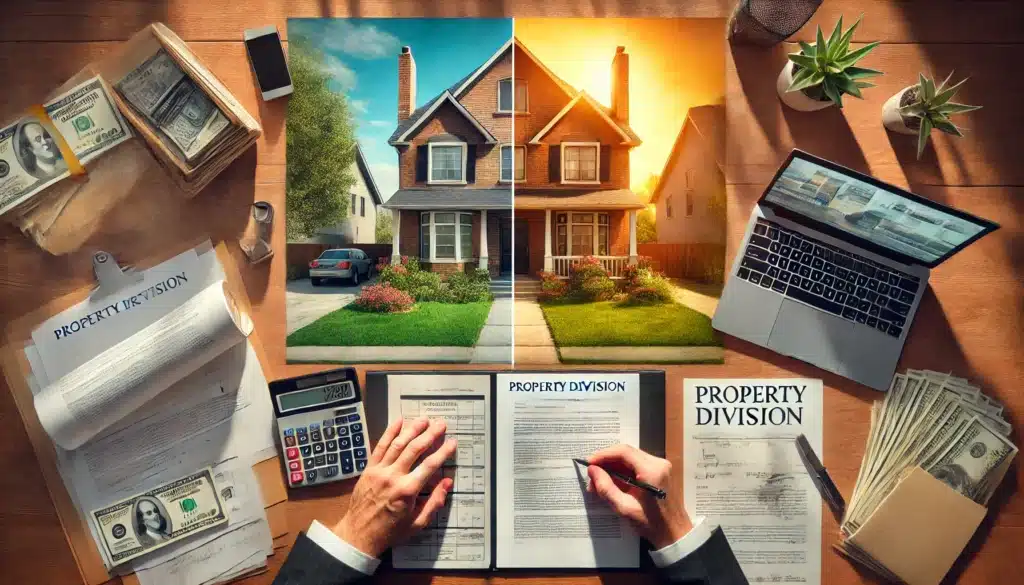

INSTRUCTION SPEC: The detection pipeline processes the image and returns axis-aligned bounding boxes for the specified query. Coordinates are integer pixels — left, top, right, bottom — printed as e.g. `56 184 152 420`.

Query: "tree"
375 210 393 244
637 206 657 243
286 38 358 240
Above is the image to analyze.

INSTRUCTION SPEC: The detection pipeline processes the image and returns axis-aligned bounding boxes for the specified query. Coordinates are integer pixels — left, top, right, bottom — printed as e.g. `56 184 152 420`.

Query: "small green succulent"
786 15 883 108
900 72 982 159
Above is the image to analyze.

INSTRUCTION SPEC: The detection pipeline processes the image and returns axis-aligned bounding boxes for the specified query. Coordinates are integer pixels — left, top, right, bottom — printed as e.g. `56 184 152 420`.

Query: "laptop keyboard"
737 219 921 338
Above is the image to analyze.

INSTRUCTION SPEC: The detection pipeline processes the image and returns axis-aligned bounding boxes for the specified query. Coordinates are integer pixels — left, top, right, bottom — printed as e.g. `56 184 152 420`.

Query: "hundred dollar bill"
0 76 133 216
91 468 228 566
926 416 1017 503
115 49 230 162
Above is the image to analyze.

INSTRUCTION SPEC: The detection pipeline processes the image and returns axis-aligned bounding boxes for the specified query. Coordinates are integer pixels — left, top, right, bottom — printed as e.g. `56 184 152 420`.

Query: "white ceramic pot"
882 86 919 135
776 61 834 112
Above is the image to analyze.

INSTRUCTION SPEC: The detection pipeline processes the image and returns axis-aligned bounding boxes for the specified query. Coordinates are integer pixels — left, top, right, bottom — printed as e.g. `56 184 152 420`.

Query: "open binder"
364 370 666 571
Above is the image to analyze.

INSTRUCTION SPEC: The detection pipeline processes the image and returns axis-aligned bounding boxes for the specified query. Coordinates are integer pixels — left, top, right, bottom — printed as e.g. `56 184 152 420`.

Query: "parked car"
309 248 374 286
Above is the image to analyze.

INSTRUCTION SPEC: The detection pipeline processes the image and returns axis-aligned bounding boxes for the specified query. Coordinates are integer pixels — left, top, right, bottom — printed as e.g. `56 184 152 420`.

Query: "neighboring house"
650 104 726 247
512 40 645 278
383 42 514 277
295 145 384 245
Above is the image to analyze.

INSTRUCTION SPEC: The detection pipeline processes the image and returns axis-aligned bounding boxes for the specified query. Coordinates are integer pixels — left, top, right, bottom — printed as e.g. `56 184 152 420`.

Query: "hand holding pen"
577 444 693 549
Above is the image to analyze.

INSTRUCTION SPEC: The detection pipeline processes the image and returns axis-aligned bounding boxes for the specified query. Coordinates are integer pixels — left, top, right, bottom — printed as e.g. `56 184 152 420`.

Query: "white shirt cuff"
648 516 716 569
305 520 381 575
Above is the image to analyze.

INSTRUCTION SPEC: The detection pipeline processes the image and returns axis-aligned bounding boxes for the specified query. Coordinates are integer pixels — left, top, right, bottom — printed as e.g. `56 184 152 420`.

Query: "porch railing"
551 256 630 278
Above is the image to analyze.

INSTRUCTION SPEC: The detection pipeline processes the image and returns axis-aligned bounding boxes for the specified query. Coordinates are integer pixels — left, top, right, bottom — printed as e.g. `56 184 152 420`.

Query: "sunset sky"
514 18 726 193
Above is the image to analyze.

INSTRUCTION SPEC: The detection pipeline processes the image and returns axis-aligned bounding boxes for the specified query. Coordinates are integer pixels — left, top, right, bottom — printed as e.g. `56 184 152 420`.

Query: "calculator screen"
277 381 355 413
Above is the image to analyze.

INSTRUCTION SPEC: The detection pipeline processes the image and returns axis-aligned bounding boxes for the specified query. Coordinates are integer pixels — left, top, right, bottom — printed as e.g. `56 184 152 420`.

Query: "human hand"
585 444 692 549
332 417 457 557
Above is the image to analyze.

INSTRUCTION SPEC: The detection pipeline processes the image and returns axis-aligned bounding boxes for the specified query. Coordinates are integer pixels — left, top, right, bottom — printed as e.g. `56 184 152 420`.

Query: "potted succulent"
882 72 982 159
777 15 882 111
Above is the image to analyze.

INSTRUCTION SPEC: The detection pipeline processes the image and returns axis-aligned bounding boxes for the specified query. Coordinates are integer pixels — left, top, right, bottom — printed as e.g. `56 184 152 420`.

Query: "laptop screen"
762 154 995 266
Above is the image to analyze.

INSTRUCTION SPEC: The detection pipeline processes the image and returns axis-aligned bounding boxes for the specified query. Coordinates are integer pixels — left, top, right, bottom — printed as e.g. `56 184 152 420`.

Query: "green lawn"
541 301 723 347
287 301 492 347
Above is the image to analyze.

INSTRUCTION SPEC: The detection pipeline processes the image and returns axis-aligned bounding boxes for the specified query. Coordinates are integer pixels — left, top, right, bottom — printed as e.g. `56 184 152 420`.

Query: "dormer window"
428 142 467 184
498 78 528 113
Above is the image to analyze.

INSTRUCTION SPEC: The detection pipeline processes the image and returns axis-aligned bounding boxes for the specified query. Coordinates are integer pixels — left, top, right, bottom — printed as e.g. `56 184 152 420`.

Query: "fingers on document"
410 438 457 487
411 478 452 530
383 417 430 465
589 443 644 471
587 465 634 515
395 419 448 471
371 417 403 465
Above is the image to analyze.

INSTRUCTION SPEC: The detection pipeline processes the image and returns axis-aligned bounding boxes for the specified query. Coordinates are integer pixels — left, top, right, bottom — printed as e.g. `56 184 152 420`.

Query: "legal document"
387 374 491 569
495 373 640 569
684 379 823 585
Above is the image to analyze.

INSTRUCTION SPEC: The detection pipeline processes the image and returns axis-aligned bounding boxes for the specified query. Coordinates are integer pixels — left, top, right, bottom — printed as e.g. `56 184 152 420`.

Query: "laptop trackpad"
767 299 854 371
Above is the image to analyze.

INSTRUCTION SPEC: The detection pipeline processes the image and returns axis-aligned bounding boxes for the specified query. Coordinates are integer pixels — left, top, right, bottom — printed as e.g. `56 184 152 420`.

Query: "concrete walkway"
286 277 370 334
471 276 513 363
512 277 559 365
669 279 724 318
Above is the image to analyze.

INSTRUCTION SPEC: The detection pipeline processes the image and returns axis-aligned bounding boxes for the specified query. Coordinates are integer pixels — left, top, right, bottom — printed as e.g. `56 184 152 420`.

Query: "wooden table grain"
1 1 1021 584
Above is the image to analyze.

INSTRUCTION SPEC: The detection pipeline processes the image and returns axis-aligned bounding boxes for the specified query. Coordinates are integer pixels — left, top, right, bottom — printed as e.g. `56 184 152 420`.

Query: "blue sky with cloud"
288 18 513 202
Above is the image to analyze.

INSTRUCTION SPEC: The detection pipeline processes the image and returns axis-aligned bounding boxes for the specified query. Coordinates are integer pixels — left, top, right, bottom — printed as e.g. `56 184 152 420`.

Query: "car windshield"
319 250 351 260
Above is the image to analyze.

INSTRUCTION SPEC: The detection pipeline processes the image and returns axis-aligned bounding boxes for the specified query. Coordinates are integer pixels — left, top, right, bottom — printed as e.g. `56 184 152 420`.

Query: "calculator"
269 368 371 488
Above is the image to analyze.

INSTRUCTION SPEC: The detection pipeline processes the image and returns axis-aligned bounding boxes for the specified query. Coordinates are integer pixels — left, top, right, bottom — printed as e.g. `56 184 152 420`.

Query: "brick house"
383 41 513 277
513 39 645 278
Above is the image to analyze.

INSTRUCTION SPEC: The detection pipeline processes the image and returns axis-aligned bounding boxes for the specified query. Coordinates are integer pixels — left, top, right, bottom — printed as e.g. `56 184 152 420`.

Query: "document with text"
495 373 640 569
684 379 823 585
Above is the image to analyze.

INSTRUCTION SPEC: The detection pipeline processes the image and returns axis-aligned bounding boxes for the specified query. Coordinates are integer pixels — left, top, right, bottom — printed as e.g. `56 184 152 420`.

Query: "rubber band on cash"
25 104 86 178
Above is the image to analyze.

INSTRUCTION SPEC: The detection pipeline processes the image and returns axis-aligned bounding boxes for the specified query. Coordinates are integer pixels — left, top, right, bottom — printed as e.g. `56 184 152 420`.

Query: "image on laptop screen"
763 157 987 264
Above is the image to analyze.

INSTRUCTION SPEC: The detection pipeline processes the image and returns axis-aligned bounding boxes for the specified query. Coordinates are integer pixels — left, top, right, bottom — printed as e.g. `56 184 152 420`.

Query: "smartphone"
244 26 293 101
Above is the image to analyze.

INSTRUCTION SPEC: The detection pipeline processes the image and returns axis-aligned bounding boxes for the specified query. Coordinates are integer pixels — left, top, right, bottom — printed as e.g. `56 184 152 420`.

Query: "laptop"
713 150 999 391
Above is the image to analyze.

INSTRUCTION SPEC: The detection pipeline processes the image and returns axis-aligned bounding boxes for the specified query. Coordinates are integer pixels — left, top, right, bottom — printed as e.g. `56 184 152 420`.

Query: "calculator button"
337 427 349 437
285 447 299 460
288 460 301 471
347 414 360 423
323 419 334 428
326 453 338 465
335 417 347 425
314 455 326 467
354 447 367 459
310 422 320 430
324 466 339 478
324 427 336 440
306 469 318 482
326 440 338 451
283 428 295 437
290 471 304 484
310 430 322 442
350 422 363 433
300 446 312 457
284 436 296 447
297 434 310 445
352 434 365 447
313 443 325 455
296 426 308 435
341 452 354 475
356 459 367 472
303 457 316 468
339 437 351 450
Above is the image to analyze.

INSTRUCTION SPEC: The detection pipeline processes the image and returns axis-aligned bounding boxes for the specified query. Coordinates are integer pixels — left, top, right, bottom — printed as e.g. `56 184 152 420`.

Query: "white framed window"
556 212 610 256
500 144 526 182
497 78 527 113
561 142 599 184
498 78 513 112
427 142 466 184
419 211 476 262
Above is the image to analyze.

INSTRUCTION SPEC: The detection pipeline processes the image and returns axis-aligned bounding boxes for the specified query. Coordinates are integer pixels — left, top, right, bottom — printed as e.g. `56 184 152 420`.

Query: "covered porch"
514 189 645 278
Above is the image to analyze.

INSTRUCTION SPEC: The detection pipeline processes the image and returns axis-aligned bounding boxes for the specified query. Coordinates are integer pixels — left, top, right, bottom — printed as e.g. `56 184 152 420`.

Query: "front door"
500 219 512 274
514 219 530 274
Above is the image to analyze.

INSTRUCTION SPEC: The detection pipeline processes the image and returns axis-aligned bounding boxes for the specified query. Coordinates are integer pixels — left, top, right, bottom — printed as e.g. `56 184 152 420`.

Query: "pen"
573 458 667 499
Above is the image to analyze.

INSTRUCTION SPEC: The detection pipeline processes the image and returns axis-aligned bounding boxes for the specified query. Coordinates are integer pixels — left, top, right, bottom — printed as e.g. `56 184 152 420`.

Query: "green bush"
407 269 442 291
470 268 491 284
450 281 490 303
578 276 616 302
446 271 471 288
567 257 615 302
404 256 421 272
620 267 674 305
537 270 569 303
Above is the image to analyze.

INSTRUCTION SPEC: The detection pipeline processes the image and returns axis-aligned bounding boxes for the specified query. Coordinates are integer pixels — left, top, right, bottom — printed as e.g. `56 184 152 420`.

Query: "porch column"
391 208 401 265
478 209 489 270
543 209 553 272
628 209 638 265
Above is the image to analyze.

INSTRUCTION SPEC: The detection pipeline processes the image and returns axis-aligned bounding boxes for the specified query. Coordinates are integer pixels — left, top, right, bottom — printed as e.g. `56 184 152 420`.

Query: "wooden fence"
286 243 393 279
637 242 726 284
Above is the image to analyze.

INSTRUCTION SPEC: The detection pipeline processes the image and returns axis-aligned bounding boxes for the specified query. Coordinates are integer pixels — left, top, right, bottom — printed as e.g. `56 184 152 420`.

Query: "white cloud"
323 21 402 60
321 54 357 90
369 163 400 202
349 99 369 115
367 120 392 127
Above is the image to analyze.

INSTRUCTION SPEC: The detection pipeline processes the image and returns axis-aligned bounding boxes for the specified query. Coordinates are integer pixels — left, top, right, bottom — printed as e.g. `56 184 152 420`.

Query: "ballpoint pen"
573 458 667 499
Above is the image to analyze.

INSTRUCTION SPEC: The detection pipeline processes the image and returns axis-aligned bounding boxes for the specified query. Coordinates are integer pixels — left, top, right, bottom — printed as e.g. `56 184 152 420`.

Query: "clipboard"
0 239 288 585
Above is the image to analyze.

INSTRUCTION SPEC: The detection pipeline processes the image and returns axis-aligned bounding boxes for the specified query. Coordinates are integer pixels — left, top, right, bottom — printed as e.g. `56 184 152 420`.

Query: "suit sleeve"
650 519 749 585
272 521 378 585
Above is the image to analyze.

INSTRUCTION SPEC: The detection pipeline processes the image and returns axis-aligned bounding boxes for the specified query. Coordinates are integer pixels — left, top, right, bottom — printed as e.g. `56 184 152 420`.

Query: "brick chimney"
398 46 416 122
610 46 629 123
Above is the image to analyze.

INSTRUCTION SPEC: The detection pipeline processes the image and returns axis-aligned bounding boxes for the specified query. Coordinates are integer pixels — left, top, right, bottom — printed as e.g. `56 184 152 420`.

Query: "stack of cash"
842 369 1016 537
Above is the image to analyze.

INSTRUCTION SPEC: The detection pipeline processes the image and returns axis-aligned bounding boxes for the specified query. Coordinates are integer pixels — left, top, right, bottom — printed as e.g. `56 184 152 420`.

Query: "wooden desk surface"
1 2 1021 584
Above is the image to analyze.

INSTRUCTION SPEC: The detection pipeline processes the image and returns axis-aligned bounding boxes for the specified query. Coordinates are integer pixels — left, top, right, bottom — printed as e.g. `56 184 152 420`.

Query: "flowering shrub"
568 257 614 302
620 265 674 306
352 284 414 313
621 256 655 288
579 276 616 301
537 271 569 302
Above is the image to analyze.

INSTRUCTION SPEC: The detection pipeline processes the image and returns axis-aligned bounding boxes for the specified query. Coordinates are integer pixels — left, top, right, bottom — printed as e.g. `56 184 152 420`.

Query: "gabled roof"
389 91 497 145
515 37 641 147
354 144 383 205
650 104 725 204
388 39 512 146
528 90 642 146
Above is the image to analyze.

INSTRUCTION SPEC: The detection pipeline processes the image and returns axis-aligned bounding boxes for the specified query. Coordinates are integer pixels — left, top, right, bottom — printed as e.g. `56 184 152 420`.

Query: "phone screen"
245 32 291 92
